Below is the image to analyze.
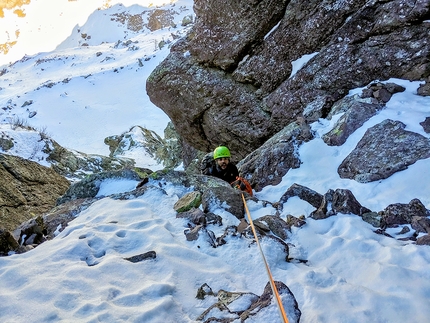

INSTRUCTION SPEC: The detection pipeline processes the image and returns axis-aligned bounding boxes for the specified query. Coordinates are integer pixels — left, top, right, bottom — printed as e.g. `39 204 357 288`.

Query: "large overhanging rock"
190 0 289 71
146 0 430 159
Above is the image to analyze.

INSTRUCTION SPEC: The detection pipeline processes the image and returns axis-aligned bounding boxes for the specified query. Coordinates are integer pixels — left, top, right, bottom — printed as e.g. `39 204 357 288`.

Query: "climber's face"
216 157 230 170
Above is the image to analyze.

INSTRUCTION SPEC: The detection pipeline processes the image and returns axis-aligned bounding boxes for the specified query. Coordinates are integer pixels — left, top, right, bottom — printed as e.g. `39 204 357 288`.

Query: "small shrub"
11 116 29 130
38 126 50 141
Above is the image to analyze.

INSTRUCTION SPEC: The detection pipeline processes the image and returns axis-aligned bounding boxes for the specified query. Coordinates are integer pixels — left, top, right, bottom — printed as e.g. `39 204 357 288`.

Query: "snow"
95 178 141 197
290 52 319 78
0 123 51 166
0 1 430 322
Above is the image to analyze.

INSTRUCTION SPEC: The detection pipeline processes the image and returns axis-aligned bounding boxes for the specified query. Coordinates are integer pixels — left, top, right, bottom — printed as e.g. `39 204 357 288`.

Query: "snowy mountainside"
56 3 193 50
0 1 194 157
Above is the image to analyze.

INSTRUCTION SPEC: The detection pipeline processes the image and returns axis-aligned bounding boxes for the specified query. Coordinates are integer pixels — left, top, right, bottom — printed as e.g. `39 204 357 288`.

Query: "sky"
0 1 430 322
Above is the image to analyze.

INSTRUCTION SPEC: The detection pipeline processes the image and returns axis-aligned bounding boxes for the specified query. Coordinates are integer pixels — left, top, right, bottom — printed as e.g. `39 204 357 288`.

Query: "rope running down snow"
241 193 289 323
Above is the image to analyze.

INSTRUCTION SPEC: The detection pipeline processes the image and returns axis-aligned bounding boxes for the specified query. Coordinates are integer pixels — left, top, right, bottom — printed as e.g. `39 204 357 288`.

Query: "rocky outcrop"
0 124 136 181
196 281 301 323
237 118 313 191
147 0 430 159
381 198 430 227
104 122 183 169
0 154 70 230
0 198 95 255
112 7 180 33
46 140 135 181
0 153 70 231
338 119 430 183
56 168 146 205
311 188 371 220
321 82 400 146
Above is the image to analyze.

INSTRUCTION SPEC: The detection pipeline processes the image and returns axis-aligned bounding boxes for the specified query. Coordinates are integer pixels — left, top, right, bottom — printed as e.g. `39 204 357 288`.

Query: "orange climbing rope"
241 193 289 323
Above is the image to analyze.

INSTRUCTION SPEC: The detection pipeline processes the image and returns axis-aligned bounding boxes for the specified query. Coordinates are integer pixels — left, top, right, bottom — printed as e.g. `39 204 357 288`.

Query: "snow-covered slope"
0 1 194 157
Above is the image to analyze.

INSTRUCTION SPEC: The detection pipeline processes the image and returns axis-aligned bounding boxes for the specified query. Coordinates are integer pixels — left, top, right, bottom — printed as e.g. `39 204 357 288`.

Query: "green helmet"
213 146 231 159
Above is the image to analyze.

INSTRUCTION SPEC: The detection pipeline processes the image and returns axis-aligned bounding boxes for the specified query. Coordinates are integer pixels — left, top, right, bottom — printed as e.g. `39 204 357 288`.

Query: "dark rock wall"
147 0 430 159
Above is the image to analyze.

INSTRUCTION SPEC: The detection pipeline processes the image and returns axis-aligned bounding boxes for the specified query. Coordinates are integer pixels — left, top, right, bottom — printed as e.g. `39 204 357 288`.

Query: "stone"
416 235 430 246
174 191 202 213
237 120 312 191
381 198 429 227
417 78 430 96
196 281 301 323
253 215 290 240
411 216 430 234
184 224 203 241
311 189 371 220
124 251 156 263
202 186 244 220
240 281 301 323
322 96 384 146
338 120 430 183
420 117 430 133
0 229 20 255
278 183 323 209
361 212 382 228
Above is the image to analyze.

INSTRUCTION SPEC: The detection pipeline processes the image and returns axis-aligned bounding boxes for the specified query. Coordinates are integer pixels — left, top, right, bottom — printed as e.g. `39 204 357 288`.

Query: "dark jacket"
202 160 239 184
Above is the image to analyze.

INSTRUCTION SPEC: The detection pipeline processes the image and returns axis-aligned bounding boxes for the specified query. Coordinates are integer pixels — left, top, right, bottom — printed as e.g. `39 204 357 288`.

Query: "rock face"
146 0 430 159
237 118 312 191
322 92 388 146
338 119 430 183
0 153 70 231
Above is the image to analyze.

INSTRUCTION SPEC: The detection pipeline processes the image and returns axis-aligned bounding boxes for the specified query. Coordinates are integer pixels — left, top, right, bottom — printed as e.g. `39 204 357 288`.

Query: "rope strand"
241 193 289 323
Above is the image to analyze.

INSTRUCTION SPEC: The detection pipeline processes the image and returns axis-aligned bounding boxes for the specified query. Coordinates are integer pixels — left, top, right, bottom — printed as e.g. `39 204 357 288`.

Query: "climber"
201 146 239 184
201 146 253 196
